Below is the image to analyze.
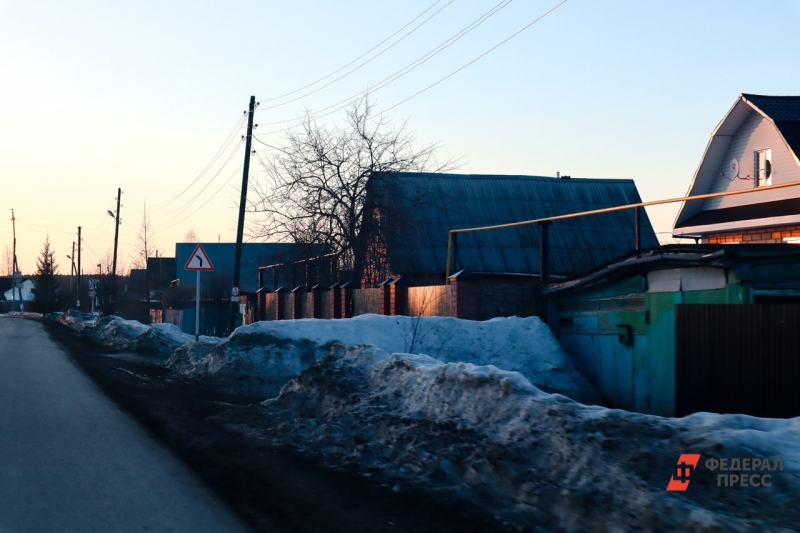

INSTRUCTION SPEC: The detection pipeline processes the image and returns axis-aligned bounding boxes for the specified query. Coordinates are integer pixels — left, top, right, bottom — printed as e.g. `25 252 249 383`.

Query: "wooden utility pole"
10 209 19 312
111 188 121 313
70 241 76 304
77 226 82 310
228 95 256 334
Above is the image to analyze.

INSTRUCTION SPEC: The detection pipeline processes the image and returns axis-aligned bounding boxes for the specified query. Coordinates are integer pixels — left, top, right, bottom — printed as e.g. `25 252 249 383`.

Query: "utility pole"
77 226 82 310
228 95 256 334
110 188 121 313
10 209 19 313
70 242 76 305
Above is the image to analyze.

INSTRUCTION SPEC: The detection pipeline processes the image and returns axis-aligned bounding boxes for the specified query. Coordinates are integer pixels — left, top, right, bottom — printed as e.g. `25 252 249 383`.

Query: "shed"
544 244 800 418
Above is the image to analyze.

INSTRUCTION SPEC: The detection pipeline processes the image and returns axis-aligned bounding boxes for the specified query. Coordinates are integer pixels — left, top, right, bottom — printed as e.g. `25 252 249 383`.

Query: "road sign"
184 244 214 271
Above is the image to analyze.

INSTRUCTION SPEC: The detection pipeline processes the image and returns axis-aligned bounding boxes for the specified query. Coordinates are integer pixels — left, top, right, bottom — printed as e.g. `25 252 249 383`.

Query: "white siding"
703 110 800 211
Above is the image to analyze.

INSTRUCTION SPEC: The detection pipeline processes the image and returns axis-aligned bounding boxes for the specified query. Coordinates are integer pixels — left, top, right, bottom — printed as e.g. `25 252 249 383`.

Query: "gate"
675 304 800 418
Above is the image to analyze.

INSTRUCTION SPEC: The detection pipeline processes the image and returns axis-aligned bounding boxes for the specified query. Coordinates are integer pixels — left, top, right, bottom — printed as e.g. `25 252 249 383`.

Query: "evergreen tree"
33 235 60 314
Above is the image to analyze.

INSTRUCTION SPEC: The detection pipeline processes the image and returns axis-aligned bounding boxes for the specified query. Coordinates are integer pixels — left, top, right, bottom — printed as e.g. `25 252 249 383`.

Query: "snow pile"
1 311 43 318
59 313 221 358
57 309 98 331
168 315 600 403
247 344 800 531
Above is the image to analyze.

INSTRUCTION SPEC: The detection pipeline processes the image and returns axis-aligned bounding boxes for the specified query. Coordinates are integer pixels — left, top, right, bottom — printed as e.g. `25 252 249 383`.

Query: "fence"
163 303 231 337
251 275 540 323
407 285 451 317
675 304 800 418
353 288 382 316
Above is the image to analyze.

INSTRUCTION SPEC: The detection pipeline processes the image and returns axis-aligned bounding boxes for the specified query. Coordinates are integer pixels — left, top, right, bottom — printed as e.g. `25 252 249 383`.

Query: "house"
673 94 800 243
543 244 800 418
3 278 35 302
358 172 659 286
175 242 328 294
167 242 326 334
147 257 177 294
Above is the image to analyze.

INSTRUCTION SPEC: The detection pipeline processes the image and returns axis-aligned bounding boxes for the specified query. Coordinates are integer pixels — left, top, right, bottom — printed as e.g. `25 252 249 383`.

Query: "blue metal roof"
175 242 327 292
368 172 658 277
743 94 800 159
743 94 800 122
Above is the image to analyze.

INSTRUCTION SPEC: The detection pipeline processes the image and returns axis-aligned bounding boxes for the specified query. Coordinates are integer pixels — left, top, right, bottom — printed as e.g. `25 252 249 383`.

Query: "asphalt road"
0 318 248 533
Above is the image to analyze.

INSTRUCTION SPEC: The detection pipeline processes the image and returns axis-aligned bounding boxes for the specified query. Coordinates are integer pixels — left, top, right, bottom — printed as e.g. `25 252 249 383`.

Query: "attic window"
754 149 772 187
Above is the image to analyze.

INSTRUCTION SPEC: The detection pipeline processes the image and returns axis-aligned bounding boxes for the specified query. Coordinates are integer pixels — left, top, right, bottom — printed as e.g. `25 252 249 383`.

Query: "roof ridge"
376 171 634 182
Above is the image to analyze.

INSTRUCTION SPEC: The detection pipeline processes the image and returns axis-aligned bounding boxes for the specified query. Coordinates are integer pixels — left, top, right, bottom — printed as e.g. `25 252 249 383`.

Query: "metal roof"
543 243 800 296
175 242 327 293
744 94 800 160
368 172 658 277
743 94 800 122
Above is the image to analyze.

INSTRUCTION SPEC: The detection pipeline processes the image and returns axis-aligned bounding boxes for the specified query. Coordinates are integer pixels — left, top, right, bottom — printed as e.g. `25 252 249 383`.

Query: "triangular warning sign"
184 244 215 271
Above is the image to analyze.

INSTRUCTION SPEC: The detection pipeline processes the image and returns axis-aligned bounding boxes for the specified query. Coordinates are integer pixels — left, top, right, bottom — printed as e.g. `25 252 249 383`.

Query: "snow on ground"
58 312 221 358
240 344 800 532
54 310 799 529
168 315 600 403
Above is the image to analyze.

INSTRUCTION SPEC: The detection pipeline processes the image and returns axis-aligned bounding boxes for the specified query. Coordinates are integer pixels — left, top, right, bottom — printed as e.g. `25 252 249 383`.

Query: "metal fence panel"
675 304 800 418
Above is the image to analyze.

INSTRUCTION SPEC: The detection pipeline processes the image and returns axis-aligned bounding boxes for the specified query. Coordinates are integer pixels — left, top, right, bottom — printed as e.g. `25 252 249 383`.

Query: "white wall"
703 110 800 211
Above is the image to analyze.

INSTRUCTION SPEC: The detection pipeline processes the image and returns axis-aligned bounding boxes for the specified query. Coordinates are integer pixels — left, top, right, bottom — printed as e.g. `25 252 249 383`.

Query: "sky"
1 0 799 275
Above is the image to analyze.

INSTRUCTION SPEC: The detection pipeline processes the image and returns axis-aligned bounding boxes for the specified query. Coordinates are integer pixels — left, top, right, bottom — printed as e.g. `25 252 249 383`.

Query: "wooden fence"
407 285 451 317
352 288 382 316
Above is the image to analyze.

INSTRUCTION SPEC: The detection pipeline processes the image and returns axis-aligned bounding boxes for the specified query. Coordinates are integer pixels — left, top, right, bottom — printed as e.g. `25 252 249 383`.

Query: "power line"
160 162 245 232
260 0 452 105
260 1 454 111
153 113 247 211
254 0 514 131
380 0 569 115
153 137 245 223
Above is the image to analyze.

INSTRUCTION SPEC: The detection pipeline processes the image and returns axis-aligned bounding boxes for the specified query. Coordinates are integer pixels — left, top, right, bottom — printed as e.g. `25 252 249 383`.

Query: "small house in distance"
175 242 328 294
358 172 659 287
673 94 800 243
2 278 35 302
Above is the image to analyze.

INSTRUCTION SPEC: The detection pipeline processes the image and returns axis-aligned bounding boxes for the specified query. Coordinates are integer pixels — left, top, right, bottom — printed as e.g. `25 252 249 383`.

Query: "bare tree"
184 229 199 243
133 202 157 323
133 202 157 268
250 96 455 277
2 244 12 276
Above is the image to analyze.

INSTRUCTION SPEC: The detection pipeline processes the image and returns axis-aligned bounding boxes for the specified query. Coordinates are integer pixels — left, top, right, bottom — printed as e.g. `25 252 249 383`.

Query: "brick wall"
477 281 540 320
705 224 800 244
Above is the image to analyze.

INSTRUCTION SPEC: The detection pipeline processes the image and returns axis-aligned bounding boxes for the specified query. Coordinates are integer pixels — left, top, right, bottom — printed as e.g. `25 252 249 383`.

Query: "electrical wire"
160 162 244 232
153 113 247 210
153 137 245 224
254 0 515 130
260 0 452 105
379 0 569 115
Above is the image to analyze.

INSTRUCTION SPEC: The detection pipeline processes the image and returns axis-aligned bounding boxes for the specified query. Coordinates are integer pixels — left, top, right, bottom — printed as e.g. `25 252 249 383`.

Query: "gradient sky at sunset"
2 0 799 274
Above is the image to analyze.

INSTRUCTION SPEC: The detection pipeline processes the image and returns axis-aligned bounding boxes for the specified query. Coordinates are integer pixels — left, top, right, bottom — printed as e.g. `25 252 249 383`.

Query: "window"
754 148 772 187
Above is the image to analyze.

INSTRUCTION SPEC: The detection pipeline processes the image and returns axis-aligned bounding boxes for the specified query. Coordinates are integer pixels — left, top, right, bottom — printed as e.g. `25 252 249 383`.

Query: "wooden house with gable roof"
673 94 800 243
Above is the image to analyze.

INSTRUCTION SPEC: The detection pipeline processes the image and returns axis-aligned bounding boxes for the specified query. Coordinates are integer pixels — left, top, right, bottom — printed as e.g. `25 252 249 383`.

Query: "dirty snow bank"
58 312 221 358
168 315 600 403
245 345 800 532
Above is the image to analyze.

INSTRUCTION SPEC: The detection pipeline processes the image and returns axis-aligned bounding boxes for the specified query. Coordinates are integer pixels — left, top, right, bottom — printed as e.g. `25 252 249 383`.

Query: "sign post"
184 244 214 341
